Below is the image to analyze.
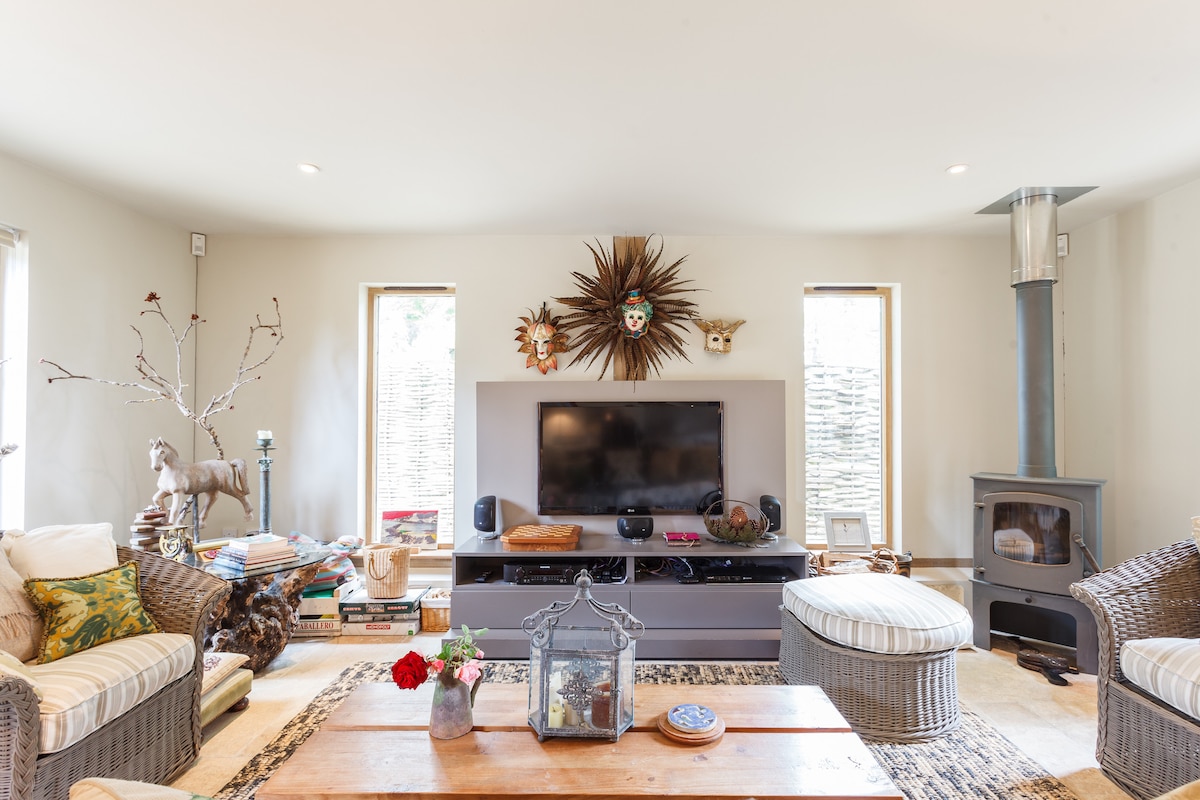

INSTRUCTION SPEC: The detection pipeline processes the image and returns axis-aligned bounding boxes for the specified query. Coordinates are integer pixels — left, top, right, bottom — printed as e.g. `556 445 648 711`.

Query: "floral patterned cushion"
24 562 160 664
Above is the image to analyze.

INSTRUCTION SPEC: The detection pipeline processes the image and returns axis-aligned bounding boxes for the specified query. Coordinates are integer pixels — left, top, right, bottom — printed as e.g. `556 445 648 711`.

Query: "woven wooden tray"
501 524 582 551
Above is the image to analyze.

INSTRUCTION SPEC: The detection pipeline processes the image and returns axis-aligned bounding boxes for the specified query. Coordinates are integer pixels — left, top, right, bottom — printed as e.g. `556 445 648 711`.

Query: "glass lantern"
522 568 644 742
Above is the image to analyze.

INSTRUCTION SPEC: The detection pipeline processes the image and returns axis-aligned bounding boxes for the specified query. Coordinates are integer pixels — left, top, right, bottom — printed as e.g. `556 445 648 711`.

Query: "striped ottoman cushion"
29 632 194 754
1120 637 1200 721
782 572 972 654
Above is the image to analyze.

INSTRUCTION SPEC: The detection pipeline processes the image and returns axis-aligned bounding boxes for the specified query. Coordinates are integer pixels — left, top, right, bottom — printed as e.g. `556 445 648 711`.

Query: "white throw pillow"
3 523 118 580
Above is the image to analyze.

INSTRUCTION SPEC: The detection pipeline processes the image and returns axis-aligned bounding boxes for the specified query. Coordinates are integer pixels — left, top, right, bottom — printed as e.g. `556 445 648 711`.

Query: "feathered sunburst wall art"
515 303 570 375
555 236 701 381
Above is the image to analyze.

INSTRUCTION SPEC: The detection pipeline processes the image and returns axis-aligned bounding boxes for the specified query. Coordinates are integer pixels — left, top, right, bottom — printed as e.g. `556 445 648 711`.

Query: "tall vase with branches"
40 291 283 460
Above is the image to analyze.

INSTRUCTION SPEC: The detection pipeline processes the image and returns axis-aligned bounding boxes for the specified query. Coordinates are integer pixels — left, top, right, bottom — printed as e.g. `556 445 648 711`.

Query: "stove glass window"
992 501 1071 566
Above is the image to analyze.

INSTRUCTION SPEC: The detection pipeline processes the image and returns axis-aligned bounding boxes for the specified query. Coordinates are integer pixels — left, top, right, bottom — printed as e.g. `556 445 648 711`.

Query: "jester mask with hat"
620 290 653 339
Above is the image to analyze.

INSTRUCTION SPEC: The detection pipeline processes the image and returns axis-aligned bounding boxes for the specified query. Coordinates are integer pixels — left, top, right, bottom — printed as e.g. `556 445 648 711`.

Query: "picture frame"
823 511 872 551
380 509 439 549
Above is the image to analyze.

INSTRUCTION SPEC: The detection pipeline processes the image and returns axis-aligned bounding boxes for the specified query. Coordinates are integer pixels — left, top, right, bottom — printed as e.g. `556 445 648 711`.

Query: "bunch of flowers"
391 625 488 689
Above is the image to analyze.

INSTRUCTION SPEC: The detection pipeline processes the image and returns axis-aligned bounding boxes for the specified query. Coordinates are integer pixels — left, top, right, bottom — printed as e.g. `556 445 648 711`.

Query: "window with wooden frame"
365 286 455 547
803 286 893 549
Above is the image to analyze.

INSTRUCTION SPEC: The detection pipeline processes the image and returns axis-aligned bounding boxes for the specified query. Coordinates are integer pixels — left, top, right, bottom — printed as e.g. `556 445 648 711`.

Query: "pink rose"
430 658 446 673
456 659 483 685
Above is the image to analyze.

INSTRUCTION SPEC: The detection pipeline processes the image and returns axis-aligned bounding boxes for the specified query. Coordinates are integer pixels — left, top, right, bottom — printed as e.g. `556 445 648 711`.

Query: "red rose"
391 651 430 690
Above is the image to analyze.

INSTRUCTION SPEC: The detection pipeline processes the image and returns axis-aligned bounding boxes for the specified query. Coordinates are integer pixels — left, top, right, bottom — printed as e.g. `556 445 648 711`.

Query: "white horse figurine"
149 437 253 527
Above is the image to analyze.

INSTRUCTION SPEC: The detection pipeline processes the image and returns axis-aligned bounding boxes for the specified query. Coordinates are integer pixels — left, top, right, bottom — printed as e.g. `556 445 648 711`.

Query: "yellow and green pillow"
24 562 160 664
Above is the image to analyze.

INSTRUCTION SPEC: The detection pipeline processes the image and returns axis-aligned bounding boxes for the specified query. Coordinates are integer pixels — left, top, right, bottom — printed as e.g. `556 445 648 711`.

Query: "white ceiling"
5 1 1200 237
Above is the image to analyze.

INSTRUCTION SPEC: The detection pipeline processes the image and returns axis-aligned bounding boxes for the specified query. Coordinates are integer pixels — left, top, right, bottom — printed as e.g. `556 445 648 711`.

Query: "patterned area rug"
215 661 1080 800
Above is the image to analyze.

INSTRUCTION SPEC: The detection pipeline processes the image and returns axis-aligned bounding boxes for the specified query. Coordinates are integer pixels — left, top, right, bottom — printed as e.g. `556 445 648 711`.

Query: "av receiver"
503 562 586 585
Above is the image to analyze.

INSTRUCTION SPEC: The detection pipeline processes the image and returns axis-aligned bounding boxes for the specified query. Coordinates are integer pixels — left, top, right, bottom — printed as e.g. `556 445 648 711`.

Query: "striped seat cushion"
28 632 194 754
782 572 972 655
1120 637 1200 720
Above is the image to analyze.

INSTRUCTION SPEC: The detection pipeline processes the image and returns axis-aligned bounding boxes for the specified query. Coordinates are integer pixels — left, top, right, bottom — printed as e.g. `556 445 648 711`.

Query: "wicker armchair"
0 546 229 800
1070 539 1200 800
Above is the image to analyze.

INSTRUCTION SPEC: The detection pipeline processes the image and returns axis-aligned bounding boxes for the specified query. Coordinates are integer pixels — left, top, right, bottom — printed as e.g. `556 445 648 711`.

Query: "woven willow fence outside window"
369 289 455 545
803 288 892 549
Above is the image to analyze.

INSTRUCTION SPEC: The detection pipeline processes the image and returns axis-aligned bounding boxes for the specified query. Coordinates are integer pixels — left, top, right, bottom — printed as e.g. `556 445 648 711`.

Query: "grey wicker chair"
0 546 230 800
1070 539 1200 800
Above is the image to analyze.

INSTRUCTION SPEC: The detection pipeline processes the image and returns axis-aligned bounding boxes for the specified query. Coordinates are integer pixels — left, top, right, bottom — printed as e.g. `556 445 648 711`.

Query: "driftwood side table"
188 544 330 671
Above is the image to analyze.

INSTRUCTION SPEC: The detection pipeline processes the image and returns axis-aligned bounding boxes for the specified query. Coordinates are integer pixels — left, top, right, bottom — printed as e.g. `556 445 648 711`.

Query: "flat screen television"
537 401 724 515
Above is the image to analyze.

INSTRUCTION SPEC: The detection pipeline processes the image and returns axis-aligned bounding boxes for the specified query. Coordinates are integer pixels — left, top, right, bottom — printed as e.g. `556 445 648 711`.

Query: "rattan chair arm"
0 675 43 800
117 546 230 643
1071 539 1200 683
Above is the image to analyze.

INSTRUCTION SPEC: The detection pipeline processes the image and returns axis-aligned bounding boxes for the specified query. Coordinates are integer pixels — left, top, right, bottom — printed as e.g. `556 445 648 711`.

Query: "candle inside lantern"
591 681 612 726
257 430 273 440
547 703 564 729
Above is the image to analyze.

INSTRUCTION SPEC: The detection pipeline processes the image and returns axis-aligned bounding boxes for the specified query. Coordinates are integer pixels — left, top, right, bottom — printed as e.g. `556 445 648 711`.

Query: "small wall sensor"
191 233 206 257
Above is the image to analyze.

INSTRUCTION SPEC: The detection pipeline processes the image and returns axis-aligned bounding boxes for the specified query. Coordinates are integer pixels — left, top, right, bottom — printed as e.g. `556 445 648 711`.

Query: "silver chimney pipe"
979 186 1096 479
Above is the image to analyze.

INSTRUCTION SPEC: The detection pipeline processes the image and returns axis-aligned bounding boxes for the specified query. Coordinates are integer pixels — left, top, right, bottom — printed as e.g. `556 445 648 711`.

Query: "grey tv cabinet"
448 532 810 659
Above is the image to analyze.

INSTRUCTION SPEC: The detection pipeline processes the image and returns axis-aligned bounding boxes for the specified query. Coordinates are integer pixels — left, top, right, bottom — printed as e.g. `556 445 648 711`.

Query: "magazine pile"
211 533 298 572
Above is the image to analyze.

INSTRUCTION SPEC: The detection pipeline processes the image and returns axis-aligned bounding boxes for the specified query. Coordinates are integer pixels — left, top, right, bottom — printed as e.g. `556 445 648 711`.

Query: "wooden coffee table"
258 681 904 800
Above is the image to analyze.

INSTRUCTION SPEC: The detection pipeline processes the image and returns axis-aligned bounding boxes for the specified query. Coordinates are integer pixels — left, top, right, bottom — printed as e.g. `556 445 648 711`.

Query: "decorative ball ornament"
515 303 570 375
556 236 701 381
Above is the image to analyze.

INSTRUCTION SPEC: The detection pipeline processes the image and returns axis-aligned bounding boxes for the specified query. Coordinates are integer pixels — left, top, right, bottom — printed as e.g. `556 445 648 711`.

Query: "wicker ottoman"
780 572 972 742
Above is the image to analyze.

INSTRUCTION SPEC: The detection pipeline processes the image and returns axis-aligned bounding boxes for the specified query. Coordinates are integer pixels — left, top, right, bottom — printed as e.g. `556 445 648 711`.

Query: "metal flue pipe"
1011 192 1059 479
978 186 1096 480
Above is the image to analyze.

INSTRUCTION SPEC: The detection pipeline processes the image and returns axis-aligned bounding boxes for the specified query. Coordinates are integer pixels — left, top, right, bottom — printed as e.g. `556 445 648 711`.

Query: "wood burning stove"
970 472 1104 674
972 473 1102 597
972 187 1104 674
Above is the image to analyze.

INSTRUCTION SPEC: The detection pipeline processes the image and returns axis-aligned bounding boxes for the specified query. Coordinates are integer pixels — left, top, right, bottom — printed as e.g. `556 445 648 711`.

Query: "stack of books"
128 506 170 551
293 575 363 637
337 584 431 636
212 533 298 572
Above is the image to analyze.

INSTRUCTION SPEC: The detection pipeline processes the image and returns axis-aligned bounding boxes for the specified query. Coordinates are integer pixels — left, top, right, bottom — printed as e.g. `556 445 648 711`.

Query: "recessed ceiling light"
945 163 970 175
297 163 321 174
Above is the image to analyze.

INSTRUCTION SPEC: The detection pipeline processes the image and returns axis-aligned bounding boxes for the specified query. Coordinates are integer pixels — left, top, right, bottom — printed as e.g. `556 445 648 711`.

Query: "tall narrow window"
803 287 892 548
0 226 28 529
366 287 455 546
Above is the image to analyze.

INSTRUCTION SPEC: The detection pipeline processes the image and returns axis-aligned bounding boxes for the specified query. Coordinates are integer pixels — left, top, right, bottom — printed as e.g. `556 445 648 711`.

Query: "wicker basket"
363 543 413 599
703 499 770 545
421 589 452 632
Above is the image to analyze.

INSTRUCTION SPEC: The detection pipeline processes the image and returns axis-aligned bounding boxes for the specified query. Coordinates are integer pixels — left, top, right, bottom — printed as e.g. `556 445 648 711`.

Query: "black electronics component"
676 573 703 584
503 562 586 585
701 564 795 583
538 401 724 515
617 516 654 540
473 495 497 532
759 495 782 533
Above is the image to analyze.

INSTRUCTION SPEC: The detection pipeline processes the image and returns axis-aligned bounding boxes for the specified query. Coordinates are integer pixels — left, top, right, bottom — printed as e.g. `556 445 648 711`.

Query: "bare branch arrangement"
40 291 283 459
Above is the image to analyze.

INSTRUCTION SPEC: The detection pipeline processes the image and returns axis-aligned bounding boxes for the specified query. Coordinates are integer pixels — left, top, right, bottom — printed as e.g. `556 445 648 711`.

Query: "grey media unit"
461 379 800 659
450 532 810 659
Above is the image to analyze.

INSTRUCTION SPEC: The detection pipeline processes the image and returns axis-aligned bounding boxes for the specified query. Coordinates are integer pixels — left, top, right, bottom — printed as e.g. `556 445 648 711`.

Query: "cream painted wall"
1064 179 1200 564
194 233 1017 561
16 140 1198 567
0 152 197 531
